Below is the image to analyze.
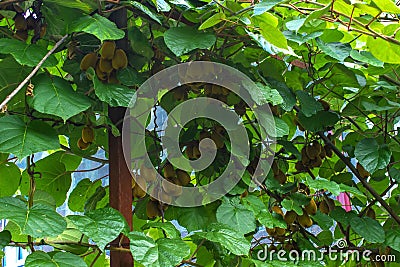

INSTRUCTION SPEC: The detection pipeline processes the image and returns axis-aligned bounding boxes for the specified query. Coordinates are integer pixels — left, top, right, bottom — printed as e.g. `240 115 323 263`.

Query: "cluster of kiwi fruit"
12 12 46 42
185 125 226 159
80 41 128 84
295 140 333 172
136 163 192 219
77 126 95 150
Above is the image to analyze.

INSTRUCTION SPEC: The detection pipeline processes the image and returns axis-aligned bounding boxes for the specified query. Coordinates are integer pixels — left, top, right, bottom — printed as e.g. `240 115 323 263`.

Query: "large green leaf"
0 230 11 249
0 116 60 159
44 0 95 13
164 205 217 232
306 177 341 196
0 197 66 238
0 162 20 197
68 207 127 250
316 39 351 61
47 227 89 255
367 36 400 64
253 0 285 16
129 1 162 24
0 39 58 67
70 14 125 42
164 26 216 56
297 111 340 132
194 223 251 255
350 217 385 243
93 76 136 107
128 232 190 267
296 91 323 117
216 197 256 234
68 178 102 212
29 74 91 121
141 222 180 239
354 138 391 174
385 229 400 252
25 251 87 267
259 23 288 49
372 0 400 13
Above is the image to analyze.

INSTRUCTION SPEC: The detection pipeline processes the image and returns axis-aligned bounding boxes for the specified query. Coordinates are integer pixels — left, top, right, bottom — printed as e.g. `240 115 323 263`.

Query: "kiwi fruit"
271 205 284 216
356 162 370 178
95 64 107 81
324 145 333 158
173 88 187 101
100 41 116 60
298 212 313 228
99 58 113 73
319 199 330 214
275 227 286 236
304 198 317 215
274 170 287 184
214 125 225 136
310 156 322 168
146 200 161 219
192 145 201 159
140 165 157 182
319 146 326 159
210 132 224 149
162 178 182 196
318 99 330 111
306 141 321 160
80 53 98 71
301 147 311 166
40 24 46 38
185 145 194 159
295 161 306 172
270 104 279 116
284 210 297 225
366 207 376 219
14 30 28 41
266 228 276 236
111 49 128 70
26 16 36 30
81 126 95 144
176 169 191 186
163 162 175 179
132 182 147 198
14 13 27 31
77 138 90 150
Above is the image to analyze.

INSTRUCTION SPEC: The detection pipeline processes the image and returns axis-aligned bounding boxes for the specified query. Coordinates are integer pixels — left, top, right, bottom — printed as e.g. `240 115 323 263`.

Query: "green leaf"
316 39 351 61
25 251 87 267
259 23 288 49
164 26 217 56
281 199 303 215
94 76 137 107
367 36 400 64
68 178 103 212
128 232 190 267
297 111 339 132
372 0 400 13
0 230 11 249
70 14 125 42
141 222 180 239
29 74 91 121
355 138 391 174
350 50 384 67
194 223 251 255
385 229 400 252
44 0 95 13
47 227 89 255
164 205 217 232
68 207 127 250
257 210 287 229
306 177 341 196
199 13 226 30
130 1 162 24
0 116 60 159
388 167 400 183
0 162 20 197
296 91 323 117
216 197 256 234
253 0 284 16
0 197 66 238
0 39 58 67
350 217 385 243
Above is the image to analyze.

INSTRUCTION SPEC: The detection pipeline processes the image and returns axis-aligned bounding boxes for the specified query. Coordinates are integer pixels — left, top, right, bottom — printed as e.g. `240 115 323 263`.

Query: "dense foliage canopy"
0 0 400 266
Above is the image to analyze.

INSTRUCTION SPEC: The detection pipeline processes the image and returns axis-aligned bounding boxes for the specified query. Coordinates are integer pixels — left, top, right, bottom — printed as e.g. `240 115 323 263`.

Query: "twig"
0 34 69 111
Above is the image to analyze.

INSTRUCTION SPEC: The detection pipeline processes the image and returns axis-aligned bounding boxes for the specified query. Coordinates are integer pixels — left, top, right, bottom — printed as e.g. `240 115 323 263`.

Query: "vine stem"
0 34 68 111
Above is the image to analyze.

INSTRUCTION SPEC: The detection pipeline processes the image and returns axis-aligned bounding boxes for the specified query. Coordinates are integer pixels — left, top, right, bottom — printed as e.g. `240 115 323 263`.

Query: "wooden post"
108 8 134 267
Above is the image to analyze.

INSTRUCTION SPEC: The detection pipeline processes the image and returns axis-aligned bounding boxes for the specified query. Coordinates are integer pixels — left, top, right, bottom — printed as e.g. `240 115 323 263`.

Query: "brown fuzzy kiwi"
95 64 107 81
111 49 128 70
192 145 201 159
301 147 311 166
324 145 333 158
77 138 90 150
306 142 321 160
99 58 113 73
319 199 330 214
140 165 157 182
356 162 370 178
304 198 317 215
14 30 28 41
284 210 298 225
185 145 194 159
214 125 225 136
173 87 187 101
26 16 36 30
14 13 27 31
211 84 223 95
271 205 284 216
298 212 313 228
81 126 95 144
163 162 175 179
319 146 326 159
176 169 191 186
132 182 147 198
310 156 322 168
162 178 182 196
210 132 224 149
270 104 279 116
366 208 376 219
295 161 307 172
266 228 276 236
275 227 286 236
146 200 161 218
100 41 116 60
318 99 330 111
80 53 98 71
274 170 287 185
